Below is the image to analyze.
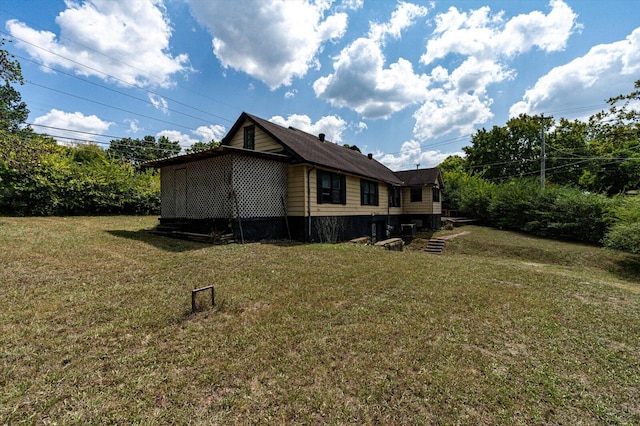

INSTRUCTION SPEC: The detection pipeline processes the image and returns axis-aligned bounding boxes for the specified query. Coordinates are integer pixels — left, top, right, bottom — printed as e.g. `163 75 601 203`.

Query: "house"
144 112 443 242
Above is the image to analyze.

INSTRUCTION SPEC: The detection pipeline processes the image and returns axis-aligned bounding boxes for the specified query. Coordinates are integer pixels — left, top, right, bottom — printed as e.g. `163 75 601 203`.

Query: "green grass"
1 217 639 424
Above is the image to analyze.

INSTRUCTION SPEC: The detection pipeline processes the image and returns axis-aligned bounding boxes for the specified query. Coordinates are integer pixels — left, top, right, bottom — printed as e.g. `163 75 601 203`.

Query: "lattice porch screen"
161 154 287 220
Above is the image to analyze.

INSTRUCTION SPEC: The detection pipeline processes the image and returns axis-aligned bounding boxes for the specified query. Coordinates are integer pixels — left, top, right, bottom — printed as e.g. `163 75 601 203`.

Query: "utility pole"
540 114 552 189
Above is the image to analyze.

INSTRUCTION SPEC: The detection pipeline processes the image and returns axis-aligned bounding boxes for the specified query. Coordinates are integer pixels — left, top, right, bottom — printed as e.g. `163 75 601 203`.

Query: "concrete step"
425 238 446 254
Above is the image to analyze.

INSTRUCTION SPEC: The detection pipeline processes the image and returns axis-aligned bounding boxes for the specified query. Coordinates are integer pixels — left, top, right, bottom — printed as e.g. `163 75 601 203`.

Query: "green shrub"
603 196 640 253
0 132 160 216
458 177 614 244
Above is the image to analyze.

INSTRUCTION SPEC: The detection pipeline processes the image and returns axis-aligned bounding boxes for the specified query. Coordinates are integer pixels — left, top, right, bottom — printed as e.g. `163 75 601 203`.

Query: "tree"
342 144 361 153
544 118 589 186
107 135 181 165
185 139 220 154
438 155 466 173
463 114 552 181
0 39 29 132
582 80 640 194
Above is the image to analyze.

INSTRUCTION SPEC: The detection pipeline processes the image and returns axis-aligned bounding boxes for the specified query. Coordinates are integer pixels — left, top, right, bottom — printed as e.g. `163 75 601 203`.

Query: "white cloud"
314 3 429 119
33 109 113 142
314 1 575 134
375 140 464 171
510 27 640 118
149 94 169 114
194 124 226 142
158 124 227 150
156 130 199 151
186 0 347 89
496 0 581 57
368 2 429 43
314 37 430 119
413 88 494 140
411 57 513 139
269 114 347 143
125 119 141 134
339 0 363 11
284 89 298 99
6 0 190 87
420 0 579 65
410 0 579 140
353 121 368 134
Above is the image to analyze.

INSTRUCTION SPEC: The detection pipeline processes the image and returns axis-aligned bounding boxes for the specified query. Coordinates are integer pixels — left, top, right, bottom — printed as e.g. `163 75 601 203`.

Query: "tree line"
0 40 219 216
441 80 640 253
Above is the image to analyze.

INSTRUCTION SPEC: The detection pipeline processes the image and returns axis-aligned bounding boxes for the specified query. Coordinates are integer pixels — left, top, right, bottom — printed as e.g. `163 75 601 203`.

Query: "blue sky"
1 0 639 170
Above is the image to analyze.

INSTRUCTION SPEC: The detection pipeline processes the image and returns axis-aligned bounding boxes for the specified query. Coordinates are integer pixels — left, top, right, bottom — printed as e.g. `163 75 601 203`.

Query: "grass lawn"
1 216 639 424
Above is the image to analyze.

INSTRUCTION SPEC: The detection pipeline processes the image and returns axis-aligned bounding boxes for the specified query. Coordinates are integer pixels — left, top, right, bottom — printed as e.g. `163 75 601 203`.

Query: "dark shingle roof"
230 113 402 185
394 168 444 187
141 145 289 168
145 112 405 185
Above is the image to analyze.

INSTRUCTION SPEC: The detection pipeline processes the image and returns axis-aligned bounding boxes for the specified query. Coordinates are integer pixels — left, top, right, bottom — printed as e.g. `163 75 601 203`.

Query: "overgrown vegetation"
106 135 181 165
0 132 160 215
446 177 614 245
0 40 209 216
1 217 638 424
316 216 345 243
603 195 640 253
440 80 640 251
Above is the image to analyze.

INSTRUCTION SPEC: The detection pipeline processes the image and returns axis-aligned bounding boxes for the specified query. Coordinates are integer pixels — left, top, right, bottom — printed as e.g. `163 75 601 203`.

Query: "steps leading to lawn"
425 238 446 254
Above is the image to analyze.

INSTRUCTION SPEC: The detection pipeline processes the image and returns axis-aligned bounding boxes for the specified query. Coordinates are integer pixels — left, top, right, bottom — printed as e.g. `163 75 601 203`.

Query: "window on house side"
432 187 440 202
410 187 422 202
360 179 379 206
244 125 255 150
317 170 346 204
388 185 401 207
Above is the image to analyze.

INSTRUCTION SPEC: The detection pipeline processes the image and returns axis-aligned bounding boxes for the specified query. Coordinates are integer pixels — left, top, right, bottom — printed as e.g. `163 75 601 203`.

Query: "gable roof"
394 168 444 187
224 112 402 185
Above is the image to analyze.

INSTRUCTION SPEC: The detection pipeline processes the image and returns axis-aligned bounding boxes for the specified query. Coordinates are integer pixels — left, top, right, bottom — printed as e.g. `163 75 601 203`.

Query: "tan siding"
227 119 282 152
388 205 403 215
287 164 307 216
402 186 442 215
432 193 442 214
308 168 390 217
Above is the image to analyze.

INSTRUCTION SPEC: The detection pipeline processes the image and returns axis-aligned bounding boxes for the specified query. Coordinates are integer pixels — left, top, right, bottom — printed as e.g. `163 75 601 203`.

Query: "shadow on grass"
106 229 211 252
609 255 640 283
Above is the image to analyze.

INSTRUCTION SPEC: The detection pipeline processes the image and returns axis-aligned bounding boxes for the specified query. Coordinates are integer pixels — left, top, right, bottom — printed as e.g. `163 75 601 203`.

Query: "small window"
317 170 346 204
360 179 378 206
432 187 440 202
410 187 422 202
388 186 401 207
243 125 255 150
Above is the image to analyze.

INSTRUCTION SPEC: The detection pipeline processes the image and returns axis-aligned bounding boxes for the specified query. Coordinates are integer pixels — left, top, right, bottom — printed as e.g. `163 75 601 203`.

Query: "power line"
13 53 225 125
0 29 236 125
0 8 242 113
26 122 126 141
5 128 183 164
25 80 202 132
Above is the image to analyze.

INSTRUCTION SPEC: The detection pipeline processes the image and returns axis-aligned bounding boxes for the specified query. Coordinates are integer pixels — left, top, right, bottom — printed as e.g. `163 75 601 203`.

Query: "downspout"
387 184 391 238
431 185 434 229
307 164 316 242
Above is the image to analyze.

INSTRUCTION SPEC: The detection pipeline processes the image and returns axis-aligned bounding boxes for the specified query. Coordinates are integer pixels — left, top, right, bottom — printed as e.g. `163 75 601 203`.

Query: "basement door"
370 220 385 244
175 168 187 218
